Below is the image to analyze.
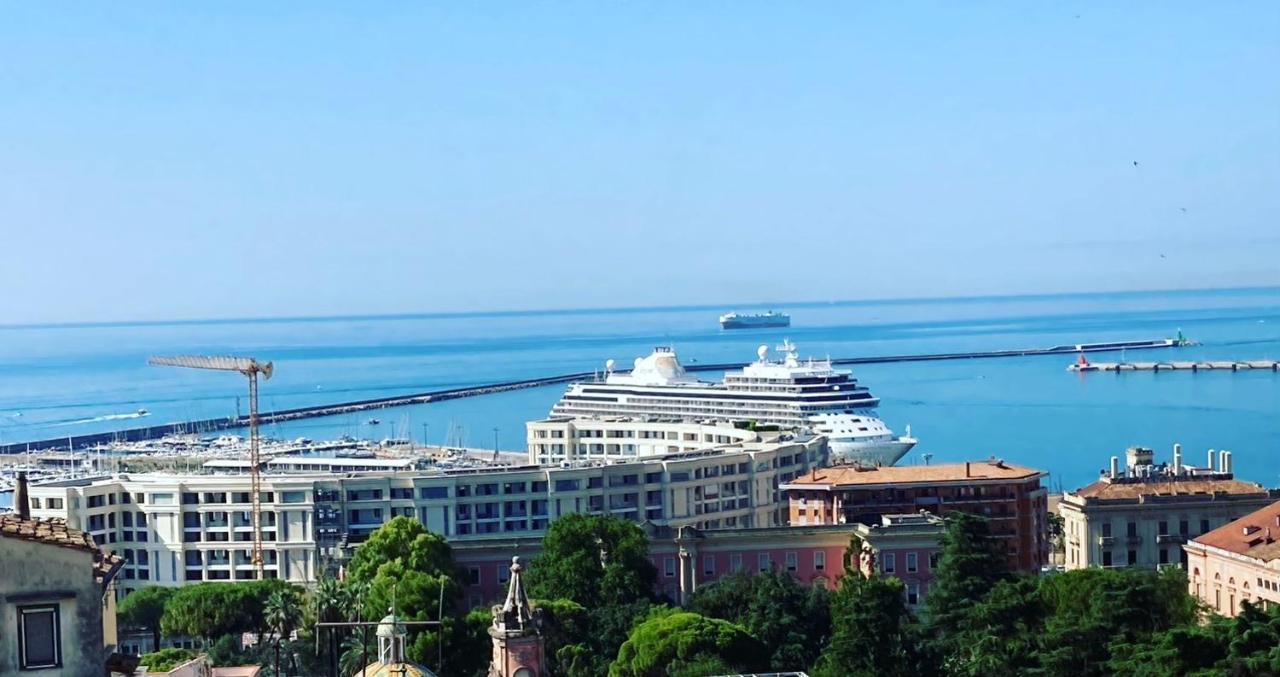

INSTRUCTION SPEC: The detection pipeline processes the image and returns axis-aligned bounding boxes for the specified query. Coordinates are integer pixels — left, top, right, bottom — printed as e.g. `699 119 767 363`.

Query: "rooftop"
1192 499 1280 563
782 459 1044 489
1069 477 1271 502
0 513 123 584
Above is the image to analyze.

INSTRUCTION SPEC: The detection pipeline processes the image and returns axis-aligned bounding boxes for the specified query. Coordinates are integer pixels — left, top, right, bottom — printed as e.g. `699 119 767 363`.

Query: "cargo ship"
719 310 790 329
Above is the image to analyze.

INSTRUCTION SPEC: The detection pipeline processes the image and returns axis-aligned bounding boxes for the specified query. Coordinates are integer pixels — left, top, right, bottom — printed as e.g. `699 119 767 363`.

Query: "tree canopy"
345 515 453 585
118 586 174 651
609 609 768 677
687 569 831 671
526 513 657 608
813 571 920 677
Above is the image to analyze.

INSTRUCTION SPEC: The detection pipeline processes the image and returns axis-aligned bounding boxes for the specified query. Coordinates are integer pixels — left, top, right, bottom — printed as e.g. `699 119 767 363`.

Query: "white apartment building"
1060 445 1279 571
27 432 826 595
527 417 763 464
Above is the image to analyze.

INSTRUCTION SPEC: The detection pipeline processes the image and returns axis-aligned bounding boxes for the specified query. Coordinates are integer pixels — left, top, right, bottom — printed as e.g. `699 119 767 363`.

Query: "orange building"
1184 499 1280 617
780 459 1049 572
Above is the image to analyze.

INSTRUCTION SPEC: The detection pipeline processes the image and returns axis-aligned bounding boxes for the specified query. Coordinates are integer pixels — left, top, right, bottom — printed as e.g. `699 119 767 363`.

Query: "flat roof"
782 460 1045 490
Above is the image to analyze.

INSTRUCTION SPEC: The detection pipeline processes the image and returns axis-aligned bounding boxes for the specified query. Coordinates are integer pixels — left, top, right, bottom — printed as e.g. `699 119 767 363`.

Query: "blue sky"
2 3 1277 323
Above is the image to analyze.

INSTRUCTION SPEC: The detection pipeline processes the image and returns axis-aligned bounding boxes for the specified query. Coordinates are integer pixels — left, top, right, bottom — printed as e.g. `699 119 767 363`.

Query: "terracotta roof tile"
1192 499 1280 562
1071 477 1269 501
783 460 1044 488
0 513 123 585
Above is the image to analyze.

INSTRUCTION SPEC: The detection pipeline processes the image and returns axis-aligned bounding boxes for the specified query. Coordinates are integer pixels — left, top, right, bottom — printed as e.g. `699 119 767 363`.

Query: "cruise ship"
720 310 790 329
550 342 915 466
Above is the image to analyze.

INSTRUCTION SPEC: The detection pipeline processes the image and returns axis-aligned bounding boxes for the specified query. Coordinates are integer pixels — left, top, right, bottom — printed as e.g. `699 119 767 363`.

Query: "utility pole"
492 427 500 463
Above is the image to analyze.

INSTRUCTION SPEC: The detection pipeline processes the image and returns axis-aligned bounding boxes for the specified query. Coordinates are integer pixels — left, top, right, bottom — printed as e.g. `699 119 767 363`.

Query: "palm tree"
339 631 374 677
265 589 302 676
313 577 363 675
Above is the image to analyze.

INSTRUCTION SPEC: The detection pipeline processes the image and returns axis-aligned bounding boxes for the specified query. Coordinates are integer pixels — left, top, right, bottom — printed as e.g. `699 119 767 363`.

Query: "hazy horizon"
3 3 1277 324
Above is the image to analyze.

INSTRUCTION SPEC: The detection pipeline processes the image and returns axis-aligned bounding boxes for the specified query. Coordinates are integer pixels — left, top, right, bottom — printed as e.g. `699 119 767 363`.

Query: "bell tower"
488 556 545 677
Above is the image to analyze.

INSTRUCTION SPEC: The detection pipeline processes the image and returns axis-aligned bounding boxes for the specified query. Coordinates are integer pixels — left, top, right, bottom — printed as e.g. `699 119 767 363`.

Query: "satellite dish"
605 359 616 372
757 345 769 361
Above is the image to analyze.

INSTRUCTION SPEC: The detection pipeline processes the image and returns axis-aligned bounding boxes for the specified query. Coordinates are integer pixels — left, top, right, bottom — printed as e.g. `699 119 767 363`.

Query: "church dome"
352 662 437 677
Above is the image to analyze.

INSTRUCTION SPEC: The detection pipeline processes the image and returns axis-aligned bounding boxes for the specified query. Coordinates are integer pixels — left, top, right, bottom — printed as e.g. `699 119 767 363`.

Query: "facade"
0 510 123 675
449 513 946 611
27 434 825 594
1060 446 1278 571
1185 499 1280 617
780 458 1049 572
527 417 760 464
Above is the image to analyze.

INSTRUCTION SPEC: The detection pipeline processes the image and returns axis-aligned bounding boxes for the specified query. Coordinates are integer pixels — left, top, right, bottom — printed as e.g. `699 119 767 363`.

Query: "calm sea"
1 288 1278 491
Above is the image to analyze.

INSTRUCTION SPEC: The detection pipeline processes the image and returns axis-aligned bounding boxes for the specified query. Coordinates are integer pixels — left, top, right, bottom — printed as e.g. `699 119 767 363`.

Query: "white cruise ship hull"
828 437 916 467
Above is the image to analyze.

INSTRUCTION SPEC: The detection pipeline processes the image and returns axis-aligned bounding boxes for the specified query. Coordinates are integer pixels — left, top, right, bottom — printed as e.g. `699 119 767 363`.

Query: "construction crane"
149 355 274 578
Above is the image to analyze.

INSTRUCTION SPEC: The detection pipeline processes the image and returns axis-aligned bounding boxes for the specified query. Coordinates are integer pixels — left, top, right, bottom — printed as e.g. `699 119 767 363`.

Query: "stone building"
1060 445 1278 571
1185 499 1280 617
488 556 544 677
1 475 124 675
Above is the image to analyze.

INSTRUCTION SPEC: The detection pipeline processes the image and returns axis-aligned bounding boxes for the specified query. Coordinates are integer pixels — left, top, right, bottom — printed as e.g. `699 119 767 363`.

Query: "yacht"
550 341 915 466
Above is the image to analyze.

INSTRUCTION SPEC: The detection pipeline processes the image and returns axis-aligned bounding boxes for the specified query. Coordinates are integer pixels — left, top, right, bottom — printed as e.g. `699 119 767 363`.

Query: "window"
907 583 920 606
150 493 175 506
1179 520 1189 535
906 552 918 573
814 551 826 571
1127 522 1137 537
1102 551 1113 566
554 479 579 492
19 604 61 670
883 553 896 574
1159 548 1169 564
467 567 481 585
1158 521 1168 536
47 497 63 510
758 553 771 572
1128 550 1137 565
1101 523 1112 538
1200 519 1210 535
703 555 715 577
929 553 939 570
665 557 676 577
419 486 448 499
730 553 743 572
785 552 798 572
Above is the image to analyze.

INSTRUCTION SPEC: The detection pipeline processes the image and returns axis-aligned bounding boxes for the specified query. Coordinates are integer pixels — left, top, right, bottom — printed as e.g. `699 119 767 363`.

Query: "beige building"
1060 445 1278 571
28 428 825 595
1 506 124 675
1185 499 1280 617
527 417 760 464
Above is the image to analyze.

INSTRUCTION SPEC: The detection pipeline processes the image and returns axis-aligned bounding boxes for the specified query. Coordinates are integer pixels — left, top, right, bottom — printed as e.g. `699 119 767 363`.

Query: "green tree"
526 514 657 608
138 647 197 672
813 573 919 677
941 577 1044 676
310 576 360 676
265 587 303 676
687 569 831 671
923 512 1010 640
609 609 768 677
345 515 453 586
118 586 174 652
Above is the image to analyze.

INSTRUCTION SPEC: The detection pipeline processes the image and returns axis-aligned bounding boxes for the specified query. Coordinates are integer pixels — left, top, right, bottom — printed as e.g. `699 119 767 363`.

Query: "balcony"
1156 534 1187 545
1125 535 1143 546
1097 536 1115 546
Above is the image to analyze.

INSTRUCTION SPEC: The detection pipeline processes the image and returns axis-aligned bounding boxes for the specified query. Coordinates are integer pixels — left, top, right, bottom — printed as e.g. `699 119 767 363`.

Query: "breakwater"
0 337 1183 454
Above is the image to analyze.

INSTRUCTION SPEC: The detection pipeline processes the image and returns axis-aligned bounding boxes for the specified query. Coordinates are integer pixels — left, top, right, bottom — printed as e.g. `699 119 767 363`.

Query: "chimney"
1219 450 1229 475
965 461 971 478
14 471 30 520
1207 449 1216 472
1109 456 1119 479
1222 451 1233 475
1172 443 1182 475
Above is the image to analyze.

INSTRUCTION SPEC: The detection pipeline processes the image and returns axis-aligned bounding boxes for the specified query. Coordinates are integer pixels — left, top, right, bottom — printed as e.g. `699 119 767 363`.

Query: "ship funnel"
1172 443 1182 474
1222 450 1233 475
1207 449 1216 472
1110 456 1119 479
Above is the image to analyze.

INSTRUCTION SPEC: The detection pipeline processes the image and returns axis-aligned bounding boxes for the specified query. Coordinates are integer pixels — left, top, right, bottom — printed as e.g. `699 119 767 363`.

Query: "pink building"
1184 499 1280 617
451 513 946 611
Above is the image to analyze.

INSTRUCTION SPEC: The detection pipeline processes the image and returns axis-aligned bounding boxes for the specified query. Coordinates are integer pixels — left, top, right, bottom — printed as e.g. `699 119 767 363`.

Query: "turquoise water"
1 288 1278 490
